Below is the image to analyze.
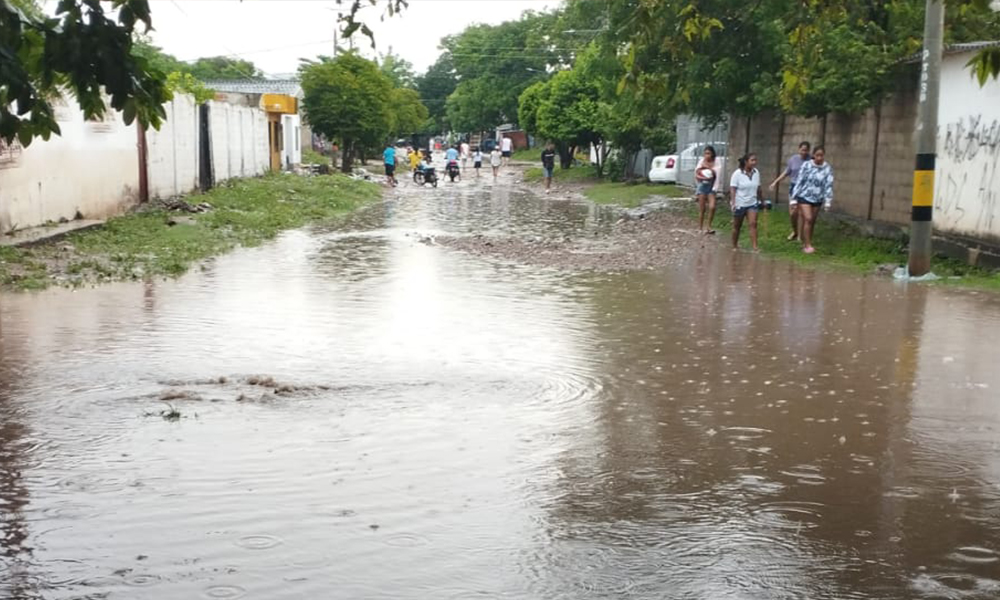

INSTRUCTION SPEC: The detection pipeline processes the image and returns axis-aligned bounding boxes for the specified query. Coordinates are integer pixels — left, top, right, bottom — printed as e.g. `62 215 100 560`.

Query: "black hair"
704 145 717 161
812 145 825 154
799 141 811 150
738 153 757 172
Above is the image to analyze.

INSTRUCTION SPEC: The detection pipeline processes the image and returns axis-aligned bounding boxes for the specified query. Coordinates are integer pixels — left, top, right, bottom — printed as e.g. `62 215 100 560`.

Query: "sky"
137 0 560 77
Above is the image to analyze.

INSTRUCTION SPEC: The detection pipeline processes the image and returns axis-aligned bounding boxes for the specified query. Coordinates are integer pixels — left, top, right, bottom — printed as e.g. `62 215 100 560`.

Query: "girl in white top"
728 153 763 251
490 147 503 178
472 147 483 178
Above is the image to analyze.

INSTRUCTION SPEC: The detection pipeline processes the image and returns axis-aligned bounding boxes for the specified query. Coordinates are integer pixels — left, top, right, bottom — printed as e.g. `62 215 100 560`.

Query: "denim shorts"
696 181 715 196
733 203 760 218
794 196 823 207
788 182 797 204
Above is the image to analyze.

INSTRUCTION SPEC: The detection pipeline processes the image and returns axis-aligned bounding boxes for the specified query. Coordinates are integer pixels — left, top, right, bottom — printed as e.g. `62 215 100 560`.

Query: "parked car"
651 142 728 187
649 155 679 183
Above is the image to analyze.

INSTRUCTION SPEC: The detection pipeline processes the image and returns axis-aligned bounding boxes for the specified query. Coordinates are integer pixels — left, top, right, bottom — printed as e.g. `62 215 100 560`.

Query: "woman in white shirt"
490 147 503 178
729 153 763 251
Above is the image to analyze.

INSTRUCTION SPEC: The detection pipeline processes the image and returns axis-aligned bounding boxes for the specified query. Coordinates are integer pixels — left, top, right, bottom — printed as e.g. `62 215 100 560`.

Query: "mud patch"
437 208 706 271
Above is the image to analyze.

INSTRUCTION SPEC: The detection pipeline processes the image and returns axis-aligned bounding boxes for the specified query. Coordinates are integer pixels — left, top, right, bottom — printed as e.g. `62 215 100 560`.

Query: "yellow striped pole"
907 0 944 277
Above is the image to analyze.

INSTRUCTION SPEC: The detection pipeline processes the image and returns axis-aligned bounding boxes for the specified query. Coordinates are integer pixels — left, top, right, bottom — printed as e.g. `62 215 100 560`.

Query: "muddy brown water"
2 173 1000 599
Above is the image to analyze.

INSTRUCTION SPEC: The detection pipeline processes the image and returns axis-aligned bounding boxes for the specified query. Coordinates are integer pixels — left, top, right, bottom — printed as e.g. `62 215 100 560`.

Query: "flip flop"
787 232 798 241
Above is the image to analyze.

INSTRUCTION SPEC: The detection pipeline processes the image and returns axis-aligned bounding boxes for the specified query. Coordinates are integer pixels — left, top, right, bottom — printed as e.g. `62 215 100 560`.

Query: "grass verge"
585 182 691 208
0 172 380 291
687 204 1000 291
524 164 599 184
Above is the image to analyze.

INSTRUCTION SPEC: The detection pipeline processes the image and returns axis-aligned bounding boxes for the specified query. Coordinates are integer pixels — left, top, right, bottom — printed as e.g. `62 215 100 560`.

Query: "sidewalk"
0 220 104 248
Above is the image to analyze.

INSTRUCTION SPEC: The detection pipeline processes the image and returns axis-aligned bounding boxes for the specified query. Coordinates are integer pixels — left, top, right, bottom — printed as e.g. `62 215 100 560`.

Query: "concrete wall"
726 71 920 227
934 53 1000 244
147 95 200 200
0 94 274 232
0 105 140 233
207 100 269 183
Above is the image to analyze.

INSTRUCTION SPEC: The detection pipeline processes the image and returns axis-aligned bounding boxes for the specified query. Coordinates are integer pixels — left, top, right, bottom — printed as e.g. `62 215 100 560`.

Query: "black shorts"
502 151 512 158
474 161 482 169
385 164 395 177
794 196 822 206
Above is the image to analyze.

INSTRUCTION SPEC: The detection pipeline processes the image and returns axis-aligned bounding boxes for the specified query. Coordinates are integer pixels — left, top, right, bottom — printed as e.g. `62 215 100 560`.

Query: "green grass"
302 148 330 165
688 205 1000 291
585 182 691 208
0 172 380 291
510 148 540 162
524 164 599 184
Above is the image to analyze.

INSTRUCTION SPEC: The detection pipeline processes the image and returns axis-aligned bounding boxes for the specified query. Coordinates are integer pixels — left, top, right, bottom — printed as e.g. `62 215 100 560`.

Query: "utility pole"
907 0 944 276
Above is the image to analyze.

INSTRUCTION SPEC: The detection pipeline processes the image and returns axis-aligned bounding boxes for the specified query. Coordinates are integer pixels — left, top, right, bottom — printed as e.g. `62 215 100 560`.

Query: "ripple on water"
123 573 161 587
779 464 827 486
204 584 248 599
383 533 431 548
235 534 284 550
912 572 1000 598
884 485 923 499
721 426 772 441
948 546 1000 565
754 501 825 531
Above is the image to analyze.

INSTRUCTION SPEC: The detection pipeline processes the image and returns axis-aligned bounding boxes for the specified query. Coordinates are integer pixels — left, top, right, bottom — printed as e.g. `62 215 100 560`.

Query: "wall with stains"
0 102 140 234
934 53 1000 243
147 94 201 200
208 100 270 183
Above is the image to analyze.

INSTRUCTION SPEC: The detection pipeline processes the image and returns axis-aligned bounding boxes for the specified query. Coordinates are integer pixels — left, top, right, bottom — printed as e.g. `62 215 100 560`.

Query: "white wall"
147 94 200 200
934 52 1000 241
208 100 270 183
0 106 140 232
281 114 302 168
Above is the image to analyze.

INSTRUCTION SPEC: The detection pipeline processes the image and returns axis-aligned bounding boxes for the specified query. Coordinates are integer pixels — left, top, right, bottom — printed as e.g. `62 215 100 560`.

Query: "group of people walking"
694 141 834 254
384 138 514 186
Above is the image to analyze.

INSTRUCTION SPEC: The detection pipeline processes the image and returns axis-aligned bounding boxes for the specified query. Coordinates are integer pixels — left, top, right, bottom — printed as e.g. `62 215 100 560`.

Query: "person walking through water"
729 153 763 251
793 146 834 254
383 142 397 187
694 145 720 234
501 136 513 166
490 146 503 179
770 141 811 241
541 143 557 193
460 141 471 171
472 147 483 178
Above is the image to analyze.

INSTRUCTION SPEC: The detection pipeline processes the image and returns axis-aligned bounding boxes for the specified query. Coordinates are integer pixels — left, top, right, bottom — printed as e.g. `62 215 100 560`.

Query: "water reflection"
0 182 999 599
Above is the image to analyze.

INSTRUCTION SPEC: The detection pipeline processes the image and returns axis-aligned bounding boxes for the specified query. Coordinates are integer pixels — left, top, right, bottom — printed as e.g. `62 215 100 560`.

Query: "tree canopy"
300 52 427 172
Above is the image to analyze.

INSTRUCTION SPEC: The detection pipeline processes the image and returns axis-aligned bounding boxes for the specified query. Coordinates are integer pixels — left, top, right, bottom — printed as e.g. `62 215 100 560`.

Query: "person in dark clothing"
541 143 557 193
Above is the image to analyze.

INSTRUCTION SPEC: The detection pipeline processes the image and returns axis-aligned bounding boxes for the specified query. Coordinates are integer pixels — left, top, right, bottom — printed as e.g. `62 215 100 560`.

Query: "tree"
300 53 394 173
187 56 263 81
389 87 429 138
416 53 458 133
440 12 556 131
379 52 416 89
1 0 170 146
1 0 409 147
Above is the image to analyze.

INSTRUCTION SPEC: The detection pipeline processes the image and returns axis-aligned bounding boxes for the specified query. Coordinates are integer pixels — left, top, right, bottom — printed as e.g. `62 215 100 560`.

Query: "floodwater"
2 172 1000 600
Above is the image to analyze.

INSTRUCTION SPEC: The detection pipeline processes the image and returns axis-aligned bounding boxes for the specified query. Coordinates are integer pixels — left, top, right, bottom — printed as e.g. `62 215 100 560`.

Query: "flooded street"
2 172 1000 599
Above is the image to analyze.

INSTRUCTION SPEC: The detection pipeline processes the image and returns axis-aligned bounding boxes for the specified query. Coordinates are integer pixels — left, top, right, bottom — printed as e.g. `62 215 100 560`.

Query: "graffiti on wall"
936 114 1000 238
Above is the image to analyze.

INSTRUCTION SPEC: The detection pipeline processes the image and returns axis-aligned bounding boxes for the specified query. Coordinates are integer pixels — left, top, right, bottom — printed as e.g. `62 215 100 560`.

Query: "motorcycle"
446 160 461 183
413 166 438 188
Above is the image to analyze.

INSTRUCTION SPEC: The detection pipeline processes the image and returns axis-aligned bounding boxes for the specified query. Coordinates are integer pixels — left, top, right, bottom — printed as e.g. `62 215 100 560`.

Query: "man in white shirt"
501 137 513 166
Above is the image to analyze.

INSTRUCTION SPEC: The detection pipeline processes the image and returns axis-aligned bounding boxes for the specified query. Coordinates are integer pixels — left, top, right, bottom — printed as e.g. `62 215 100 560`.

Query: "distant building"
204 79 307 171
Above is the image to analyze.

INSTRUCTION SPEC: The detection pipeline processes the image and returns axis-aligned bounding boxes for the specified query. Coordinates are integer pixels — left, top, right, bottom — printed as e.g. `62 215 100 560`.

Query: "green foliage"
1 0 170 147
0 173 380 290
165 72 215 104
379 52 417 88
415 53 457 133
301 52 425 171
186 56 263 81
968 47 1000 86
442 12 556 131
389 87 429 137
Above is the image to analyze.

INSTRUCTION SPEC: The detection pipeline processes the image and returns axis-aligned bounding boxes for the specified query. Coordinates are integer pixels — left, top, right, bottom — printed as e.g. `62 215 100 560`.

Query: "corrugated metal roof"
203 79 303 96
902 40 1000 63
